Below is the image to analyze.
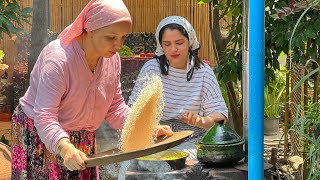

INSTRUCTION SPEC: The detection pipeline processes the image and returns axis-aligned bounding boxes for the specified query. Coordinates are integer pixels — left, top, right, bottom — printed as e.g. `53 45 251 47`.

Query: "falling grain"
120 75 164 152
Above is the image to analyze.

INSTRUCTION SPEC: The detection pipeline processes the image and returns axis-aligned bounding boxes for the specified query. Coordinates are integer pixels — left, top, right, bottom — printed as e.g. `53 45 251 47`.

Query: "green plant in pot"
0 50 9 76
264 67 286 135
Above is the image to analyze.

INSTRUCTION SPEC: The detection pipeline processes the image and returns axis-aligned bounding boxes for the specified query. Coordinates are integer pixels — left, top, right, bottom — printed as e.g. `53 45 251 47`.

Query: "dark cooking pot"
132 150 189 172
197 123 244 166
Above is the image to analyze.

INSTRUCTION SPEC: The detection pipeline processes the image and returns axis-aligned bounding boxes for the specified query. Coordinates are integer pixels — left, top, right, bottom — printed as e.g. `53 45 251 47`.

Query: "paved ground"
95 121 122 179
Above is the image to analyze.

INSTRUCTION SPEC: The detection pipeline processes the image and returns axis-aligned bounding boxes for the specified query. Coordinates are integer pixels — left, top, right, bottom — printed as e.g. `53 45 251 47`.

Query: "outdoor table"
125 160 273 179
125 160 247 179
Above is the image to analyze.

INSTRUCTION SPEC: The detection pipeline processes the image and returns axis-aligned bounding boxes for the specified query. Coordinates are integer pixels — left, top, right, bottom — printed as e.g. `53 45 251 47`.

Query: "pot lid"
199 123 243 145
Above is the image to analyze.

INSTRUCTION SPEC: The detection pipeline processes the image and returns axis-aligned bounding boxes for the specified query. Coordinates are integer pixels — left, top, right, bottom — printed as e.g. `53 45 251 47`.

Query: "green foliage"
0 134 9 146
0 128 10 146
290 70 320 179
119 45 134 57
198 0 320 85
0 0 32 38
291 67 320 95
0 50 4 63
285 9 320 64
306 102 320 123
288 1 320 178
198 0 290 85
290 102 320 180
218 79 231 108
197 0 212 5
215 48 242 83
264 67 286 118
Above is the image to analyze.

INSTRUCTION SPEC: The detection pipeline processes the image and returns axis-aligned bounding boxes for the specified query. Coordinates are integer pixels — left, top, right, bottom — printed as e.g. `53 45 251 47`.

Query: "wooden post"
270 148 278 168
7 35 17 83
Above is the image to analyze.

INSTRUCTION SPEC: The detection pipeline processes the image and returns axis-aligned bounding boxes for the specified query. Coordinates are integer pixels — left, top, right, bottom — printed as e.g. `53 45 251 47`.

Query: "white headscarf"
155 16 200 57
154 16 200 81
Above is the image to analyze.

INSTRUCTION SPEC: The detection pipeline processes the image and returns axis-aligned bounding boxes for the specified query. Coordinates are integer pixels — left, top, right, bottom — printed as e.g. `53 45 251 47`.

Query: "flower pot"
264 117 279 136
0 113 12 121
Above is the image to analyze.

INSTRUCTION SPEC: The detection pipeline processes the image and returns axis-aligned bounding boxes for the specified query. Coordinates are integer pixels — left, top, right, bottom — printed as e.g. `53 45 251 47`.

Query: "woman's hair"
156 23 203 81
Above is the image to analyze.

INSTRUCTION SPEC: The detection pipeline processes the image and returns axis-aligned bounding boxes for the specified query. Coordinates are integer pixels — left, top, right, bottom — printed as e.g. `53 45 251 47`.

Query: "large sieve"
85 130 193 167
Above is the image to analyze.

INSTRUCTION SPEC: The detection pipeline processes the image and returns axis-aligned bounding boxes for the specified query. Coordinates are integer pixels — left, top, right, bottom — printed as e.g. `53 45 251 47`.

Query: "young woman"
129 16 228 160
11 1 172 179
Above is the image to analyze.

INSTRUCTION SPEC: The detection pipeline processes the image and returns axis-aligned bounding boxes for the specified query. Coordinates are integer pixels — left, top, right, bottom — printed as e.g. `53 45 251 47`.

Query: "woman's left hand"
178 111 227 129
178 112 201 127
156 125 173 137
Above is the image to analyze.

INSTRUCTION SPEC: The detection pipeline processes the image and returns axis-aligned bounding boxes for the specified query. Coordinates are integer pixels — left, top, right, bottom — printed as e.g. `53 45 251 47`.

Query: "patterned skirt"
11 105 99 180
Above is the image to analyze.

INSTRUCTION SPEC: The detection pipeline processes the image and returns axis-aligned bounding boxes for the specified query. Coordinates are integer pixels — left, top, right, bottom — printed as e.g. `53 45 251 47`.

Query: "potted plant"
0 50 9 77
264 68 286 135
0 50 11 122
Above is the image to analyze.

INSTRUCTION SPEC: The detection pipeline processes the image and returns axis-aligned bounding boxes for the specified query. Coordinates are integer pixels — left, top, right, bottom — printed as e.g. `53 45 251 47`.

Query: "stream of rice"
118 75 164 179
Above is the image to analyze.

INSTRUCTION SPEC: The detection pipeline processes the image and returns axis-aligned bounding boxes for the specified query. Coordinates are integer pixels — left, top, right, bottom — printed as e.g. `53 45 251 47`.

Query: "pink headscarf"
58 0 132 44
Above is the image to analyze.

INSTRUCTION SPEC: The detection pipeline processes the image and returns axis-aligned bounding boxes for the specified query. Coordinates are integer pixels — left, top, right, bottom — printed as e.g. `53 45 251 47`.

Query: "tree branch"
220 0 232 19
209 1 220 65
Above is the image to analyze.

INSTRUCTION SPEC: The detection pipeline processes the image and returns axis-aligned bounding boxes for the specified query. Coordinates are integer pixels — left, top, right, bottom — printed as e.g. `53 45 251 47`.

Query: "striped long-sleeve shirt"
128 59 228 138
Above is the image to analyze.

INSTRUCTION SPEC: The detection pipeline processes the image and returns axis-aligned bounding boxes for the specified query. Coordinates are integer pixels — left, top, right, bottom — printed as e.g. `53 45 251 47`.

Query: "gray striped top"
128 59 228 138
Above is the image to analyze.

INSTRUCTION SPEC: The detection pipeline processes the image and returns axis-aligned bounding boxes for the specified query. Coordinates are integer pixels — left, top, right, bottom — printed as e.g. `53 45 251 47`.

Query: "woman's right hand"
57 140 87 171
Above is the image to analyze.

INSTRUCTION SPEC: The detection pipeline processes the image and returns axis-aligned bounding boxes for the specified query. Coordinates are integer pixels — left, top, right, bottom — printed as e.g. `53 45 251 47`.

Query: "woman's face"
89 21 131 58
161 29 189 69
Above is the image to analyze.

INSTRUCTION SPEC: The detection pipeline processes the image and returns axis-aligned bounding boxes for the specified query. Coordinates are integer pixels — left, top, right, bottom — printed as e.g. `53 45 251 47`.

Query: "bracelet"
56 140 70 154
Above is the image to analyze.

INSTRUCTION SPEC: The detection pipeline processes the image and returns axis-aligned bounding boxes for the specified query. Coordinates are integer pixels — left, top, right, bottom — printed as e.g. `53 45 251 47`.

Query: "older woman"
11 1 172 179
129 16 228 160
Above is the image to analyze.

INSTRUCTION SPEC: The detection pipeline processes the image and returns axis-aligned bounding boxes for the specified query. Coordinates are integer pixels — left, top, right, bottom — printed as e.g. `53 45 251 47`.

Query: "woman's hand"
57 139 87 171
156 125 173 137
178 112 227 129
178 111 201 127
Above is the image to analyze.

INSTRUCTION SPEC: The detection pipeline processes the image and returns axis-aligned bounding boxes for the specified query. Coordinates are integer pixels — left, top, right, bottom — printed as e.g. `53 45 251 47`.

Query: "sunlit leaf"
197 0 212 4
0 50 4 61
21 7 33 16
291 67 320 94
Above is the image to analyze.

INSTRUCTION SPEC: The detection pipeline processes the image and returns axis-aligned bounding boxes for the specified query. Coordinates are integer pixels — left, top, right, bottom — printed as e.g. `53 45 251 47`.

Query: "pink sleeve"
105 57 131 131
32 52 69 154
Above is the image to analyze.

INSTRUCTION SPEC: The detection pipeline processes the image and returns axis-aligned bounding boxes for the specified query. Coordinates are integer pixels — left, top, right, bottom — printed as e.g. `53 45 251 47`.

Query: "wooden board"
85 130 193 167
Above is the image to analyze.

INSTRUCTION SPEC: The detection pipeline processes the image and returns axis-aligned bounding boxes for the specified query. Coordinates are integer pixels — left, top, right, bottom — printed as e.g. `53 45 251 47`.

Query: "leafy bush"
119 45 134 57
0 50 9 72
0 0 32 38
290 101 320 180
264 67 287 118
0 50 4 63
